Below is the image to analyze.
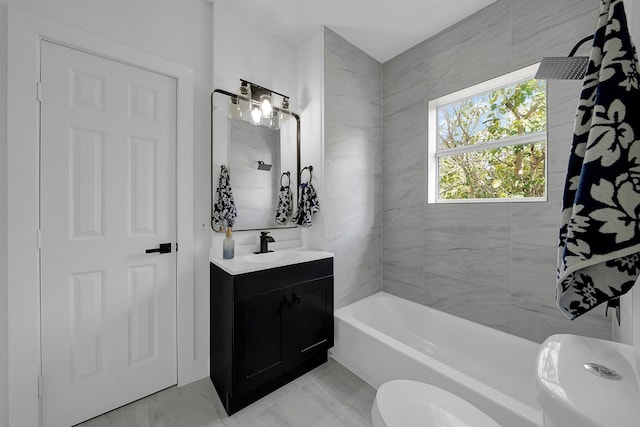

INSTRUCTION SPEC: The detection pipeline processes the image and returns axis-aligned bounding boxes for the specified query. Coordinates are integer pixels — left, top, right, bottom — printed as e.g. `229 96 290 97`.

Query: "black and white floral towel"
557 0 640 320
292 182 320 228
212 165 238 232
275 172 293 225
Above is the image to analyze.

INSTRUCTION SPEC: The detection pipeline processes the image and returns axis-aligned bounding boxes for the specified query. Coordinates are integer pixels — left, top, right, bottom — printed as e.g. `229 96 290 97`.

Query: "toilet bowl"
372 380 500 427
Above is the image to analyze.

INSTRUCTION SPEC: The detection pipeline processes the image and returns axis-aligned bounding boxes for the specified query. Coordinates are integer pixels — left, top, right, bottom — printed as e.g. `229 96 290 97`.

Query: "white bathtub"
332 292 543 427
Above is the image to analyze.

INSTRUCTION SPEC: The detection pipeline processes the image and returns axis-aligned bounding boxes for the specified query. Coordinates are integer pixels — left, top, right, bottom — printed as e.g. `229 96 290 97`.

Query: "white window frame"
427 63 547 204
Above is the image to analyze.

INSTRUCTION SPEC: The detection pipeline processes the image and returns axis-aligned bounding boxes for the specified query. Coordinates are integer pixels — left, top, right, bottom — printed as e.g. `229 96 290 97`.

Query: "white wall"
211 5 303 252
0 5 8 427
297 28 325 250
1 1 212 425
212 8 298 101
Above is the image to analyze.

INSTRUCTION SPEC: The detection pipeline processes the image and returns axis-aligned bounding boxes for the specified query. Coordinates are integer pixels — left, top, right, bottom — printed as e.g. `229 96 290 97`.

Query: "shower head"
535 35 594 80
257 161 272 171
535 56 589 80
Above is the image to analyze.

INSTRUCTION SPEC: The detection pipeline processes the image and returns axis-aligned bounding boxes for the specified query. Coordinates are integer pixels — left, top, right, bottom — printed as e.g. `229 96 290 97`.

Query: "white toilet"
371 380 500 427
536 334 640 427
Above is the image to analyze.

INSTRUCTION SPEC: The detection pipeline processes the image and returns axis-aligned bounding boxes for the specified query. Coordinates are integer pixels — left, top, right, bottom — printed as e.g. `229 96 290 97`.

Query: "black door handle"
145 243 172 254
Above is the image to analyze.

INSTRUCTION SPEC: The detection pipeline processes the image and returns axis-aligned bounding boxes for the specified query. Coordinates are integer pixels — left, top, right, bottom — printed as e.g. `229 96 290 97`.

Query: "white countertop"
210 248 334 275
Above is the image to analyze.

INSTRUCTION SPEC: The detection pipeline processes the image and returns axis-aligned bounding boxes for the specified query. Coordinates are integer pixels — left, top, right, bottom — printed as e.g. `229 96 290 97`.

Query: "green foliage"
437 79 546 200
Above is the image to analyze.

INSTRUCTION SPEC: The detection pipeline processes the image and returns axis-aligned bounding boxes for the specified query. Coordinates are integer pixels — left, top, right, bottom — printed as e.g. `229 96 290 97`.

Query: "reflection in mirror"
211 87 300 231
229 120 281 230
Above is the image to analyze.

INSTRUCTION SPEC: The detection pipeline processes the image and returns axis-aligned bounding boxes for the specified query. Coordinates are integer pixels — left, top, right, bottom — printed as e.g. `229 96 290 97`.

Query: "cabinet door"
290 277 334 366
233 288 288 396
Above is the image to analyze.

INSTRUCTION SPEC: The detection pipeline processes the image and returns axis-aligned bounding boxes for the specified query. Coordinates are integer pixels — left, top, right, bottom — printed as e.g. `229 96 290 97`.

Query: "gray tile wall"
0 6 8 427
324 28 384 308
382 0 612 342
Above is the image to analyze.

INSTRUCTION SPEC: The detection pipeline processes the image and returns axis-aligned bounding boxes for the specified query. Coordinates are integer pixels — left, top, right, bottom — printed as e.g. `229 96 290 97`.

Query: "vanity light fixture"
236 79 290 129
228 96 242 120
280 97 290 124
270 110 280 130
238 84 251 115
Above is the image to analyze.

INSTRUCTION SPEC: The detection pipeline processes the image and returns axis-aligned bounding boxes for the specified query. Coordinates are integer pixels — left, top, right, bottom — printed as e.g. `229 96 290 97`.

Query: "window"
427 64 546 203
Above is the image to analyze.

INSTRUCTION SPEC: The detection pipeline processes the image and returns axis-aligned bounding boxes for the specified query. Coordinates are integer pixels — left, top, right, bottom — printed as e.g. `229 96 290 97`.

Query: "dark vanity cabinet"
210 257 334 415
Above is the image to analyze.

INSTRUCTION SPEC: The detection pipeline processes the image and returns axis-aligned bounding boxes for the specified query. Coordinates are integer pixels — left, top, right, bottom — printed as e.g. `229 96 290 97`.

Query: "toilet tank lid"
535 334 640 427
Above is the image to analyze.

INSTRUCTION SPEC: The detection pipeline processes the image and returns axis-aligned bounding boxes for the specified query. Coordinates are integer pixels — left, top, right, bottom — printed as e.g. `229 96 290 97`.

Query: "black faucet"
257 231 275 253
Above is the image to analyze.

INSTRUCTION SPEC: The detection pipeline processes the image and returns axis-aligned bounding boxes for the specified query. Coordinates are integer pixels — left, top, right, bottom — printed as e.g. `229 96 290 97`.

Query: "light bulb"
250 106 262 125
280 97 290 123
238 85 251 114
270 110 280 130
260 94 272 118
228 97 241 120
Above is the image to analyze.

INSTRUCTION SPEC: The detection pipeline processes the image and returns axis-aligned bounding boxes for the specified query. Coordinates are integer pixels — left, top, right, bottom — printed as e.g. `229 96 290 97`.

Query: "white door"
39 41 177 427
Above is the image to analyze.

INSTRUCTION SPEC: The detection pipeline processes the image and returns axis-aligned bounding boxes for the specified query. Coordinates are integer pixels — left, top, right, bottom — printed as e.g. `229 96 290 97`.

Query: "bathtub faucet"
258 231 275 253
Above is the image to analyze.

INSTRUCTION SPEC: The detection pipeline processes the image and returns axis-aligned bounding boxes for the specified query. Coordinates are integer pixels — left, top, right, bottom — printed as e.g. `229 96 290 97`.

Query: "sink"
243 251 301 264
211 248 334 275
535 334 640 427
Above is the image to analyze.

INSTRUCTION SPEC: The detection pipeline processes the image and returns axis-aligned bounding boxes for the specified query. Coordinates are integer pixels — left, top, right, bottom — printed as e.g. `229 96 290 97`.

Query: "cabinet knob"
282 295 301 307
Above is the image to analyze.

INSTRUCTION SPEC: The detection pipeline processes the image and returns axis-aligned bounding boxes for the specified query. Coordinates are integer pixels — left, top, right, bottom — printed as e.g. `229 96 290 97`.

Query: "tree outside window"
428 66 547 203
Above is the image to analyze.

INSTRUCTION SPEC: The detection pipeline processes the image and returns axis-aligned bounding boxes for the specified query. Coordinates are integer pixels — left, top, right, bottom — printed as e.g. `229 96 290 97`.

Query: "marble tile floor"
75 358 376 427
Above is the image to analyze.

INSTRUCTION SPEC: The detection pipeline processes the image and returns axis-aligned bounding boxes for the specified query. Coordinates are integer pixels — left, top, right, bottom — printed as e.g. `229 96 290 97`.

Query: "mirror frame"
211 88 301 231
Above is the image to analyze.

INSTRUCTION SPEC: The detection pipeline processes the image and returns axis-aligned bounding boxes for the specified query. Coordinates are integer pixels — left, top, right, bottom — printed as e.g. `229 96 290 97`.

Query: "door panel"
70 128 105 239
129 136 157 235
233 289 288 396
40 40 177 427
70 270 105 383
291 278 334 362
128 264 158 366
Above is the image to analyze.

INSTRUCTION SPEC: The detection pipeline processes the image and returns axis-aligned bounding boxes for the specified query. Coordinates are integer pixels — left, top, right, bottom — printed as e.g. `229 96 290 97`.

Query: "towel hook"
300 165 313 184
280 171 291 187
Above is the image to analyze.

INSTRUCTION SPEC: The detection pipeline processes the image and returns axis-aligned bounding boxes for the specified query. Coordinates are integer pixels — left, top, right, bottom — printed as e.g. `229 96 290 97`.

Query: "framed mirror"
211 86 300 231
